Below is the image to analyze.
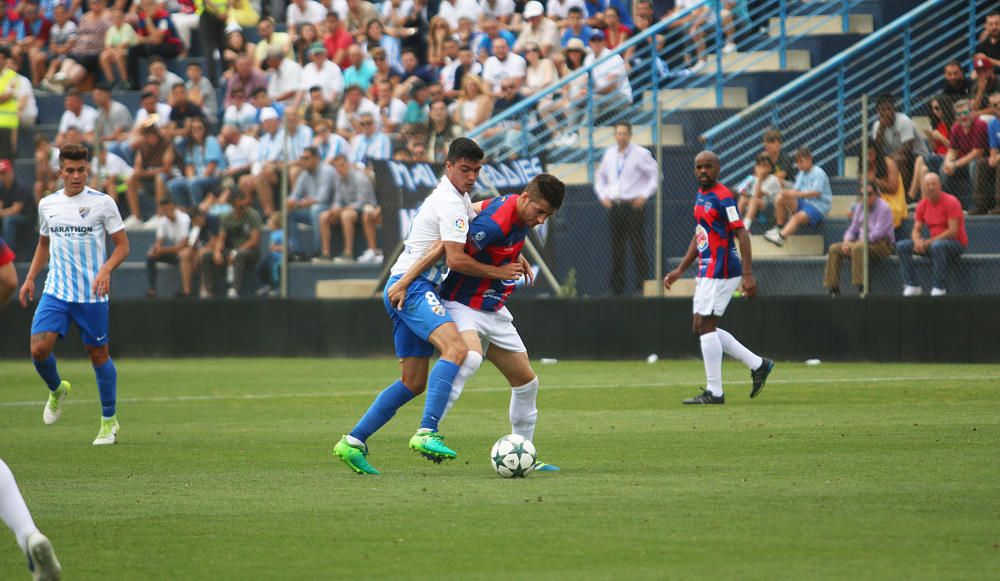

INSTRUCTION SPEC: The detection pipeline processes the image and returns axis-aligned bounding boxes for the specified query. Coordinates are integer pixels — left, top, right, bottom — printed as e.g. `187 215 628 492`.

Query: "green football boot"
408 431 457 463
333 436 379 475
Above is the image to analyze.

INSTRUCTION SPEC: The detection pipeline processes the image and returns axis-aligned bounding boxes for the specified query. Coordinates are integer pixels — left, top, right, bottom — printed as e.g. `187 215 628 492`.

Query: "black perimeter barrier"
1 296 999 362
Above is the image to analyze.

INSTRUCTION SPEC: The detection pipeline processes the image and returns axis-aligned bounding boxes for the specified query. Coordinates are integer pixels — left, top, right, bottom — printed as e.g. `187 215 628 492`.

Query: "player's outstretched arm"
387 241 446 309
19 236 51 307
664 234 698 290
734 226 757 298
444 241 523 281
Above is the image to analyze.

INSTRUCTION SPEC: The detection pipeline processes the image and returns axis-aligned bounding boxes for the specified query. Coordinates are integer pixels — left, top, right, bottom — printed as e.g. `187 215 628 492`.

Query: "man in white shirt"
482 37 526 95
58 90 98 143
301 43 345 103
585 31 632 121
243 107 286 216
437 0 482 30
146 197 191 297
594 122 659 295
546 0 586 27
266 46 305 110
514 1 560 58
336 85 381 139
286 0 327 36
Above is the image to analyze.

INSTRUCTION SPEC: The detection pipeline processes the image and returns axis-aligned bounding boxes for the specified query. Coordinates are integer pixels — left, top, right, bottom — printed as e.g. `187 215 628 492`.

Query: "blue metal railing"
469 0 864 174
702 0 996 183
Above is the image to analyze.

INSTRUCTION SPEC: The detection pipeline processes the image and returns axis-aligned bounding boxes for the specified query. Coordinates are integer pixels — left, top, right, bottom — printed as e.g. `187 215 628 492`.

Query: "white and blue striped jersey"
38 187 125 303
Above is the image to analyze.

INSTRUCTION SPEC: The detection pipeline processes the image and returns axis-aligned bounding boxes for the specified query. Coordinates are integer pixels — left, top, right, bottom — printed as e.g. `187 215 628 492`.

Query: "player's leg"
334 281 435 474
75 302 119 445
0 459 61 580
29 296 72 424
440 330 484 421
411 320 468 460
684 278 726 404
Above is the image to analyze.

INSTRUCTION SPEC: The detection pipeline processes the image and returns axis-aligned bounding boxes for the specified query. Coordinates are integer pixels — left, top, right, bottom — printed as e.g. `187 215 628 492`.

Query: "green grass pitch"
1 358 998 580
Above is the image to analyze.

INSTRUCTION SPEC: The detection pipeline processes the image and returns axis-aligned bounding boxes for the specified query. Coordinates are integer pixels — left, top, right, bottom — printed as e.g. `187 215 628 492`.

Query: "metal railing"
702 0 993 183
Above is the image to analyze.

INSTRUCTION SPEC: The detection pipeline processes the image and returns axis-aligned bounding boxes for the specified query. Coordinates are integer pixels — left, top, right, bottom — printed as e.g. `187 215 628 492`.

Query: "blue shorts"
30 294 110 347
383 275 453 359
796 198 825 226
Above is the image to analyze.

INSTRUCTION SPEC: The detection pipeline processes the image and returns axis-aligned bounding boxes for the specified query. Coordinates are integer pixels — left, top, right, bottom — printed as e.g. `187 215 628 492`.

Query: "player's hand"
92 268 112 298
497 261 524 281
600 198 612 209
386 277 410 310
519 255 534 286
18 279 35 308
663 269 681 290
741 273 758 299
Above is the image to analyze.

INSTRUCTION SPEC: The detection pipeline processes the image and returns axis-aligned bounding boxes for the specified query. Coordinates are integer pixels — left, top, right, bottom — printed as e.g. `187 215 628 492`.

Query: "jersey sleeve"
719 194 744 230
467 214 504 251
103 195 126 235
38 202 49 236
438 198 471 244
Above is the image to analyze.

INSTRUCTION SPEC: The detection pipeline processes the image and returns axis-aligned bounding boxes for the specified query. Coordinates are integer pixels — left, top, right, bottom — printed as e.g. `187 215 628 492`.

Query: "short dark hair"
302 146 319 158
944 60 963 71
94 82 113 93
525 173 565 210
568 6 583 16
615 121 632 134
252 87 268 97
59 144 88 162
446 137 484 163
754 151 774 170
762 128 782 143
186 61 202 70
794 146 812 160
149 56 166 67
401 47 417 58
158 196 175 206
876 94 896 109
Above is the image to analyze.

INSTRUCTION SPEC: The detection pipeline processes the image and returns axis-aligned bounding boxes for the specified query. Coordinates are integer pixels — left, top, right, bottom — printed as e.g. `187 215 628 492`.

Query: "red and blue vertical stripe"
694 184 744 279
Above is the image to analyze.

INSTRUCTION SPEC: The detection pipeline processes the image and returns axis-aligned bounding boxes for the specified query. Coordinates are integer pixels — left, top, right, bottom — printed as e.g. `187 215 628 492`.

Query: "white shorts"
442 300 527 353
692 277 742 317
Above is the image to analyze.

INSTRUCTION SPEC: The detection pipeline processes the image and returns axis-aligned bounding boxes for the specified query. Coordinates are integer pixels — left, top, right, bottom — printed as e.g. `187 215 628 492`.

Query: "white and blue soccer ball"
490 434 536 478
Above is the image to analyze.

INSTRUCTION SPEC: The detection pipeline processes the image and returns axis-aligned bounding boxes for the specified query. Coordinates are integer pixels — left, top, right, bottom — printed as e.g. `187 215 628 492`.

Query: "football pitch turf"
1 358 998 580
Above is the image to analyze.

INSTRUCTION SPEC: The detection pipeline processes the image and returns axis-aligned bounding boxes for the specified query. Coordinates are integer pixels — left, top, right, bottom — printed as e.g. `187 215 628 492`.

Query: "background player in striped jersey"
389 174 565 470
664 151 774 405
0 235 15 312
18 144 130 445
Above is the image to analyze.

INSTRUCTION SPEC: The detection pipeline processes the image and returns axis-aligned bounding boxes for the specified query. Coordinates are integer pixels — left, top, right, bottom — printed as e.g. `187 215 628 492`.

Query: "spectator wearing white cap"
301 42 345 103
242 106 286 217
514 1 560 58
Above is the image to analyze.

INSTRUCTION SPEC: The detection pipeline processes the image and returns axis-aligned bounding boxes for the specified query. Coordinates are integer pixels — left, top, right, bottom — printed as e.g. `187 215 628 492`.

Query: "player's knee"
30 341 52 361
88 347 109 366
443 342 469 365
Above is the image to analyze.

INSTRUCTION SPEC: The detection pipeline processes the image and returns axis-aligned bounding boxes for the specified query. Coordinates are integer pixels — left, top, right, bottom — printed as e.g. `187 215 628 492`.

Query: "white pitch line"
0 374 996 408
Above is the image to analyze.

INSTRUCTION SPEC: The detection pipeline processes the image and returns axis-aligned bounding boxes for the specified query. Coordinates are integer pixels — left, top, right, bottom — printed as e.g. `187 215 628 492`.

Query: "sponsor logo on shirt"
455 217 467 233
695 224 709 252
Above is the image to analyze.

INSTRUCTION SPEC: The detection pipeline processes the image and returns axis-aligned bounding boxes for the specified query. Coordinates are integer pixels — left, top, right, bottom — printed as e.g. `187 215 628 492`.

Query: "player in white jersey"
18 144 130 446
333 138 525 474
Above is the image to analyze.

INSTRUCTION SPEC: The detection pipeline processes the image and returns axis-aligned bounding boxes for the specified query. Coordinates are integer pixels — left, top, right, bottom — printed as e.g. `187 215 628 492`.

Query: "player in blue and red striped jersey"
0 235 16 312
388 174 565 470
664 151 774 405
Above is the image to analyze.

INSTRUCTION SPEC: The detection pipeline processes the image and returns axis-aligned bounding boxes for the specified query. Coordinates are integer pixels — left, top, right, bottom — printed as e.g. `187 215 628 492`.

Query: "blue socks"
349 380 416 443
420 360 460 431
32 354 62 391
94 359 117 418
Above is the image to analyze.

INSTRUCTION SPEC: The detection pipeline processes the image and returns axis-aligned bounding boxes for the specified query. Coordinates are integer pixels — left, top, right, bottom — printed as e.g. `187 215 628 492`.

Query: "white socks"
716 328 763 370
0 459 39 552
441 350 483 421
700 332 724 396
510 377 539 441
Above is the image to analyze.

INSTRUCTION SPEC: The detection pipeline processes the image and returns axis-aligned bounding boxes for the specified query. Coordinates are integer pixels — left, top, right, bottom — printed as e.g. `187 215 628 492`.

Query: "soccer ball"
490 434 536 478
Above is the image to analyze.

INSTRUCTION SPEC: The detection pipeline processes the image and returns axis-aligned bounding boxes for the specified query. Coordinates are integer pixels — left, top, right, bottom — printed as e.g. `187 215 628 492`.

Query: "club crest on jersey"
695 225 709 252
432 304 446 316
79 207 91 219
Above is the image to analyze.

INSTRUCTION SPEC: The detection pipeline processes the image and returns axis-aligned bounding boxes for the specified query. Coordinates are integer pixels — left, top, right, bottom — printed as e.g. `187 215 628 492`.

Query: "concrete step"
316 278 379 298
549 163 590 185
591 124 684 147
768 14 874 36
701 50 811 74
749 234 825 258
642 86 749 110
830 194 857 217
